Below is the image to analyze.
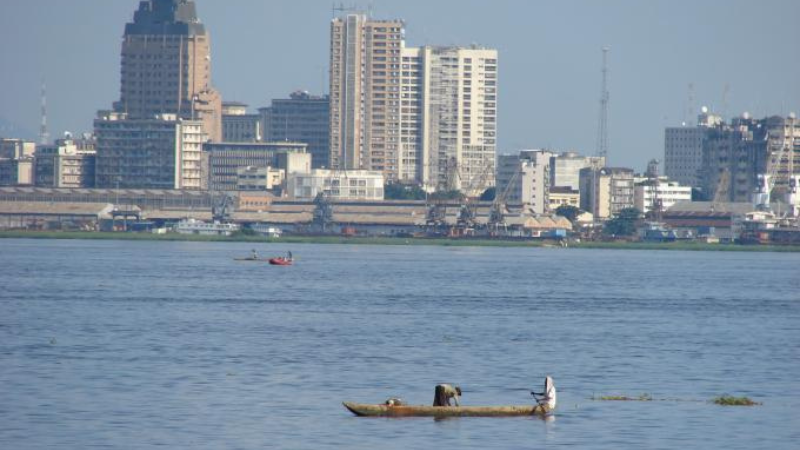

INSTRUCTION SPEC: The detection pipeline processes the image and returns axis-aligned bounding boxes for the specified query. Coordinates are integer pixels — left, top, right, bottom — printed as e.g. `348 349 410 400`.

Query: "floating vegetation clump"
712 395 760 406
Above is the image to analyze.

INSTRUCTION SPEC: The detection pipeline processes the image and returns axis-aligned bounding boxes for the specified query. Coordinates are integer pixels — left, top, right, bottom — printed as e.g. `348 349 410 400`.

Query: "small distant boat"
268 257 293 266
342 402 551 418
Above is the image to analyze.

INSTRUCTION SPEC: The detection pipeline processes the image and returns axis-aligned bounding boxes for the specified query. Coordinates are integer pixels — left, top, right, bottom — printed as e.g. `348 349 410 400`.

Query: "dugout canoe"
342 402 552 418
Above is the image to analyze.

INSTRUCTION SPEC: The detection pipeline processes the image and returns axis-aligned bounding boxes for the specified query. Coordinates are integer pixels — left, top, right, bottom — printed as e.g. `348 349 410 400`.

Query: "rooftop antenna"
332 2 359 18
40 80 50 145
596 47 610 161
686 82 695 125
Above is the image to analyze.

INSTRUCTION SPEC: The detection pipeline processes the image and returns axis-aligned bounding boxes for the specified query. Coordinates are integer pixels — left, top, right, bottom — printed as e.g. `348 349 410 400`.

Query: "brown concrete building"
113 0 222 141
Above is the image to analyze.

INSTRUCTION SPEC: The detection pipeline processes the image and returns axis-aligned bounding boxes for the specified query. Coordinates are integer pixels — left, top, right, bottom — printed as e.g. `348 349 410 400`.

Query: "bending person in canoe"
433 384 462 406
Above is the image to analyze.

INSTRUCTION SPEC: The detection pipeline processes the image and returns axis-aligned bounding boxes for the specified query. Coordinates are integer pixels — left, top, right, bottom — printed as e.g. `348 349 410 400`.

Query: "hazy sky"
1 0 798 171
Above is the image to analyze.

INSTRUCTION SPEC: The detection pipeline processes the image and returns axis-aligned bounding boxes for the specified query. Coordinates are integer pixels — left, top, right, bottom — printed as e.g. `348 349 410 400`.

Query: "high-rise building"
95 112 207 190
700 114 800 203
113 0 222 141
664 107 722 188
260 91 330 169
330 14 405 177
409 46 498 194
329 14 498 192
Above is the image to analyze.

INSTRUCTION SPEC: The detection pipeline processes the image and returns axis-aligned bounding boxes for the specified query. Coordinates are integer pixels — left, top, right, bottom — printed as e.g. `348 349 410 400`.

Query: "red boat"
268 256 293 266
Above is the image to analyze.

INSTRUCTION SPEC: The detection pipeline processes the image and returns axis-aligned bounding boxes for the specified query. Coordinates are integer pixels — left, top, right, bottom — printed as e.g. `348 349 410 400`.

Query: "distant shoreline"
1 230 799 252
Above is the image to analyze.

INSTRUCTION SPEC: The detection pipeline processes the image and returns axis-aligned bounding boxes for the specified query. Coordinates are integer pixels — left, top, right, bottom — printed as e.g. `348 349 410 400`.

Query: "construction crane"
645 159 663 222
488 169 519 235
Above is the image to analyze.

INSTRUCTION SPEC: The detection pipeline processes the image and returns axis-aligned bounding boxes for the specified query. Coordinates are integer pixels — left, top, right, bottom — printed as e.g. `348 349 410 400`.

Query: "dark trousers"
433 385 450 406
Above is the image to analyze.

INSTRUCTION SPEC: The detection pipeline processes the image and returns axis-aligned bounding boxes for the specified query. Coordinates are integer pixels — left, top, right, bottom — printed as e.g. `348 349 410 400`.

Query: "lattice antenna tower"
40 80 50 145
596 47 610 160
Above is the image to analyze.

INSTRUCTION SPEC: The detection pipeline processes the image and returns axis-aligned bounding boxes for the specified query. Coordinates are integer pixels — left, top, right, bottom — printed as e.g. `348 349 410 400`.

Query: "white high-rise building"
496 150 554 215
400 45 498 194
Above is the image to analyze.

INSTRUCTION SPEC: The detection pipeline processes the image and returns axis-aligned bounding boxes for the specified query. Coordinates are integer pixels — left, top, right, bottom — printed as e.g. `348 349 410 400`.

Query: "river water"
1 238 798 449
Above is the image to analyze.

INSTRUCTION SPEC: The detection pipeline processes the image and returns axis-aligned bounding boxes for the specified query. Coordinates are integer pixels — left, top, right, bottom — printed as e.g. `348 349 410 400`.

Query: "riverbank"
2 230 799 252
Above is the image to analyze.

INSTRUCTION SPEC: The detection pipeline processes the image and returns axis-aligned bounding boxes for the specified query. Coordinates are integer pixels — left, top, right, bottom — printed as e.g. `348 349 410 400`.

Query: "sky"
1 0 799 171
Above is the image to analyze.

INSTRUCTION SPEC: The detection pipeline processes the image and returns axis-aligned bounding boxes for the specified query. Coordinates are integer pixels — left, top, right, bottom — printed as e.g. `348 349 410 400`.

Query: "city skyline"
1 0 799 172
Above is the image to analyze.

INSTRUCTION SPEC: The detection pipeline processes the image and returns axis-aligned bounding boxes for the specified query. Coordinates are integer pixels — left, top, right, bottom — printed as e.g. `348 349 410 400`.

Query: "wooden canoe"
343 402 551 418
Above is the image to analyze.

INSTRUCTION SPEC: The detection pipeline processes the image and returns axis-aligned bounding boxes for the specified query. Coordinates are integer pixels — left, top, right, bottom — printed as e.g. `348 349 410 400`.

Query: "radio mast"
596 47 609 160
40 80 50 145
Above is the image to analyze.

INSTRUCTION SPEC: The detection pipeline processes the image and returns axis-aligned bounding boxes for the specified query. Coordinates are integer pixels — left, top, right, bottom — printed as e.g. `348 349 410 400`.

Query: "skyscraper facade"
113 0 222 141
329 15 405 177
409 46 498 194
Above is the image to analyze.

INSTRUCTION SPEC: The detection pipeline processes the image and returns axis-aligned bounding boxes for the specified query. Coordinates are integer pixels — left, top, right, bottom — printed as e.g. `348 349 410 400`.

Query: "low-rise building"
633 177 692 215
287 169 384 201
205 141 308 191
579 167 634 219
35 137 97 188
548 186 580 211
550 151 605 191
236 166 284 191
496 150 555 215
94 112 208 190
222 102 262 143
0 138 36 186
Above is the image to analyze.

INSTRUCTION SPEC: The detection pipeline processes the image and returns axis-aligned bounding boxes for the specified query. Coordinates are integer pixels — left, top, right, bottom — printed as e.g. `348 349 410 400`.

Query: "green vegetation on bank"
1 230 799 252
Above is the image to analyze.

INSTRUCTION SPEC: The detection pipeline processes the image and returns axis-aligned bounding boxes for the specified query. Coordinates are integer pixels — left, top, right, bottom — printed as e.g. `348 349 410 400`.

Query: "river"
1 238 798 449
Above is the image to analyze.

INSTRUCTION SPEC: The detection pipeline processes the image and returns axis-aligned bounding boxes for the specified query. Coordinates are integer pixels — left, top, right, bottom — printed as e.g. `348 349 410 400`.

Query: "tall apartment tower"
114 0 222 142
329 14 405 178
410 46 498 194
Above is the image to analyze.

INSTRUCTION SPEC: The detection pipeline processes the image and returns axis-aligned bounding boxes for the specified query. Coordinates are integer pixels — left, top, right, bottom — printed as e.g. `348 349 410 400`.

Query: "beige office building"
113 0 222 141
